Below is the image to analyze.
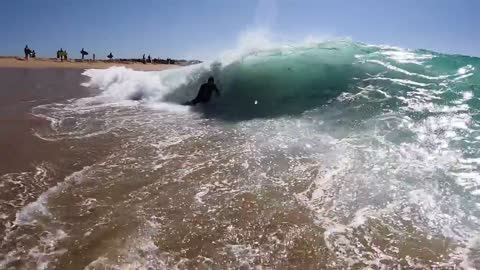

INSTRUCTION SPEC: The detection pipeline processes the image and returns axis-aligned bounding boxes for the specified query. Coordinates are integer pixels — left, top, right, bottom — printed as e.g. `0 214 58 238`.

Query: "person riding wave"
185 76 220 105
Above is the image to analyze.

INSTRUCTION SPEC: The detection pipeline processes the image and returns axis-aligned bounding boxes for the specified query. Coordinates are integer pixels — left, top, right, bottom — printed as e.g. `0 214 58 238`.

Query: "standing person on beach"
93 53 95 61
64 50 68 61
107 52 114 60
147 55 151 63
142 54 146 64
58 49 64 61
24 45 31 60
80 48 88 60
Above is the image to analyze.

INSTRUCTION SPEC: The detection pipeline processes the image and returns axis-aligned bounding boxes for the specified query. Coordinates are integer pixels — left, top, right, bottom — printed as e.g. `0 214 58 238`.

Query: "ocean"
1 40 479 269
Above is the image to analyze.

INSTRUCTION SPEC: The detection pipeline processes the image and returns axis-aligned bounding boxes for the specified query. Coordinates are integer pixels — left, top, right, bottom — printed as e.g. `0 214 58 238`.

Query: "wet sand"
0 57 179 71
0 68 91 174
0 68 119 257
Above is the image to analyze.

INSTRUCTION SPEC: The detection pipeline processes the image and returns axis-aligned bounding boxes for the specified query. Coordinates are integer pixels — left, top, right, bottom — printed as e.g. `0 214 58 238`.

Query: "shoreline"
0 57 180 71
0 68 95 175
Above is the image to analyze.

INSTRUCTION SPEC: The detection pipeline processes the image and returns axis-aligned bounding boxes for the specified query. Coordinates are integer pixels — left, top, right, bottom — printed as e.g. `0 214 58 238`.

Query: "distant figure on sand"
93 53 95 61
24 45 31 60
184 77 221 105
80 48 89 60
31 50 36 58
142 54 146 64
147 55 151 63
107 52 114 60
57 48 66 61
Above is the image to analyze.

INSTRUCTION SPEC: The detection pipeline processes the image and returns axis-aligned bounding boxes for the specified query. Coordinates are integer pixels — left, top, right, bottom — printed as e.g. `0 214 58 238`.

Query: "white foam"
463 91 474 101
195 186 210 204
14 166 90 225
145 102 192 113
28 230 68 270
83 220 170 270
381 50 434 65
82 66 202 104
457 65 474 75
367 59 449 80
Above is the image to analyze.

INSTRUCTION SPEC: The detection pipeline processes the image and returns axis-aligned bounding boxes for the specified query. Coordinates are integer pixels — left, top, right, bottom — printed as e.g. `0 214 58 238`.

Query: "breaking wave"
6 37 480 268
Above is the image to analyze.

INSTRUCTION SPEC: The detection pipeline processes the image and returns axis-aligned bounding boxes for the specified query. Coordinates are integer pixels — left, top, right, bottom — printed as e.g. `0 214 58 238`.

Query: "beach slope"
0 57 179 71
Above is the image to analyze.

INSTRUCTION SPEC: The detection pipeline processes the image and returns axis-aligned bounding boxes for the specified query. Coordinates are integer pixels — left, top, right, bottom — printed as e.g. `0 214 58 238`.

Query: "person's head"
208 76 214 84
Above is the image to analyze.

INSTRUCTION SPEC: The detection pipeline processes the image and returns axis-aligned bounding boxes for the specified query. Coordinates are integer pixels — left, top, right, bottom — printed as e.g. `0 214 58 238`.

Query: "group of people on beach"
56 48 101 61
21 45 195 66
56 48 69 61
23 45 100 62
142 54 152 64
24 45 36 59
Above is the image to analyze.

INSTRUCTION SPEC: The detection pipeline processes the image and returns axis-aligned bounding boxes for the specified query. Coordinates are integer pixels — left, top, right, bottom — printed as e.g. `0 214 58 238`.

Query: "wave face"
83 40 480 121
4 40 480 269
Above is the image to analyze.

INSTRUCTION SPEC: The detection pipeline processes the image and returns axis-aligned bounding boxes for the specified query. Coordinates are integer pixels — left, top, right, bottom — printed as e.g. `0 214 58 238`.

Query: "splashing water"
2 39 480 269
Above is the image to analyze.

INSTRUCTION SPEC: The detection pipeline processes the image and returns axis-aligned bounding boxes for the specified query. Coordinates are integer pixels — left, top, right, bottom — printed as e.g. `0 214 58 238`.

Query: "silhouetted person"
58 48 65 61
185 77 220 105
142 54 146 64
64 50 68 60
80 48 88 60
147 55 151 63
24 45 31 60
107 52 113 60
31 50 36 58
93 53 95 61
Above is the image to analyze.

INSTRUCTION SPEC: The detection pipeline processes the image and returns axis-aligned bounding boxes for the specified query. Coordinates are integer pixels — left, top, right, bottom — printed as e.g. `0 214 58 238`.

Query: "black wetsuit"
189 83 220 105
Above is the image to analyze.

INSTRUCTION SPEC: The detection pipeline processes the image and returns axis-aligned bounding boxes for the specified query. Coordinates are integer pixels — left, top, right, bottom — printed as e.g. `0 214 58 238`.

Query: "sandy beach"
0 57 179 71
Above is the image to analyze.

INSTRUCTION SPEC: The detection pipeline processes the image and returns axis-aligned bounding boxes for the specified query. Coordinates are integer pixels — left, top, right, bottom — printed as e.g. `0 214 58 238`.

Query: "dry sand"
0 57 179 71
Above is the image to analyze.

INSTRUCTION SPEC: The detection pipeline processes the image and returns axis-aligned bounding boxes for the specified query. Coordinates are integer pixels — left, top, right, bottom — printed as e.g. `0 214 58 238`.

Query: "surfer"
185 77 221 105
80 48 88 60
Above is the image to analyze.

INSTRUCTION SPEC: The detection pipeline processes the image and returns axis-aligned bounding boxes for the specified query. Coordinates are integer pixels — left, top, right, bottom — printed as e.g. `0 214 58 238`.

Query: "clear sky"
1 0 478 60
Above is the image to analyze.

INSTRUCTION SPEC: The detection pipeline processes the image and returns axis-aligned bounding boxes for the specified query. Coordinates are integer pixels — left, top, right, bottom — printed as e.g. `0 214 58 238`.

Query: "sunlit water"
1 40 480 269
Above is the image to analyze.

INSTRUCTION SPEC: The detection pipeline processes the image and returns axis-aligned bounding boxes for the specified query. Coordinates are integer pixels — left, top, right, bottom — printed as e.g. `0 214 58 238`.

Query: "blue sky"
0 0 478 60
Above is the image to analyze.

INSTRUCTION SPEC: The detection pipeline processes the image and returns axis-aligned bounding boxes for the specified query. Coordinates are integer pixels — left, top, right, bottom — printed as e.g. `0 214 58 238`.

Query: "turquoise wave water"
161 40 480 122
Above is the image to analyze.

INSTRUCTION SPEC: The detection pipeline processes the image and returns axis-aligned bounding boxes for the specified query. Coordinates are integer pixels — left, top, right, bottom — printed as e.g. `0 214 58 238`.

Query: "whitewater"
1 39 480 269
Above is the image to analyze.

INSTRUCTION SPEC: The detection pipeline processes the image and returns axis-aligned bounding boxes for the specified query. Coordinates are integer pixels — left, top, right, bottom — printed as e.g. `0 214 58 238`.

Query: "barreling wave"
81 39 480 121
